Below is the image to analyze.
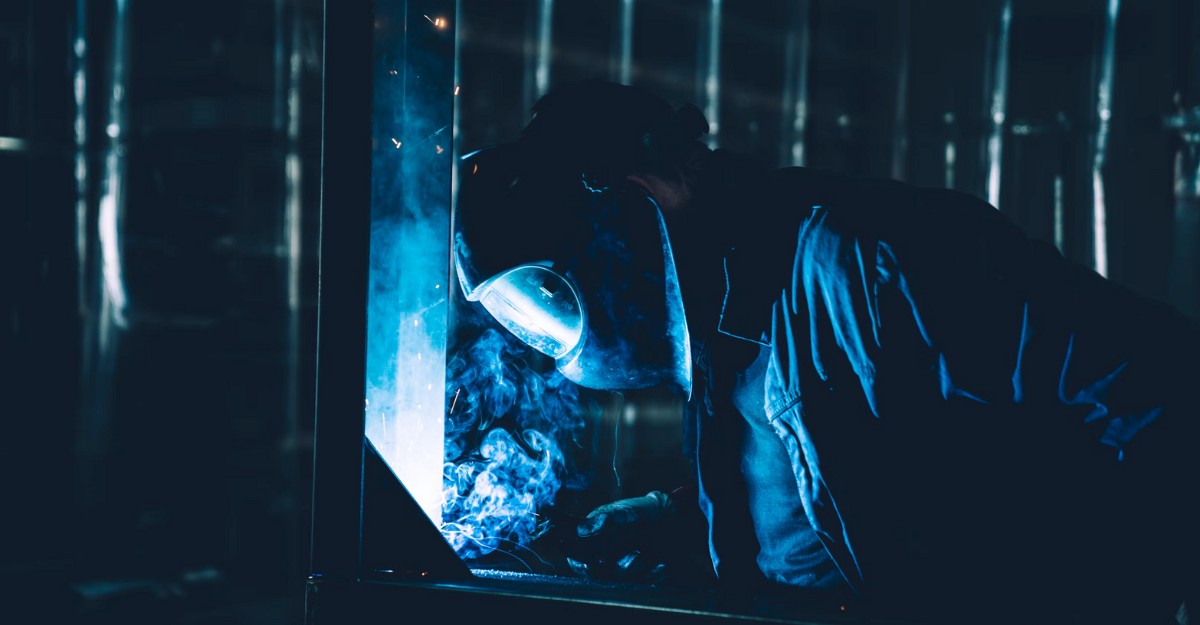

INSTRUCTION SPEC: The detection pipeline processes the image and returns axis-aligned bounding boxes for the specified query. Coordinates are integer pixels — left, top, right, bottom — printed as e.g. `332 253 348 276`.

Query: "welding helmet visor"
454 146 691 398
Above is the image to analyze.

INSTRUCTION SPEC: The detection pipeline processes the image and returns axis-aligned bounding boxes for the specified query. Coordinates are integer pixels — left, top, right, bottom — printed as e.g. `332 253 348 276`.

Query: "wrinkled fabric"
732 341 846 589
682 155 1200 623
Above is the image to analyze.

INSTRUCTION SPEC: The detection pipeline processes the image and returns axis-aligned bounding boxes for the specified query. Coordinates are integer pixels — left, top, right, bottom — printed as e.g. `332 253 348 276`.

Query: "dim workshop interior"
3 1 1199 623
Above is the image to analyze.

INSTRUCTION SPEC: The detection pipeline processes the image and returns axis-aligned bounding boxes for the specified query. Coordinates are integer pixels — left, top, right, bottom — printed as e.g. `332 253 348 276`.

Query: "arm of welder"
823 185 1192 445
564 485 710 585
794 187 1035 421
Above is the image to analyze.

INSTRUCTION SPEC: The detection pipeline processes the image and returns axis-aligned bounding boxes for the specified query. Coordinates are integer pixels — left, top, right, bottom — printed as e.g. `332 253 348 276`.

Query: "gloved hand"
564 491 678 584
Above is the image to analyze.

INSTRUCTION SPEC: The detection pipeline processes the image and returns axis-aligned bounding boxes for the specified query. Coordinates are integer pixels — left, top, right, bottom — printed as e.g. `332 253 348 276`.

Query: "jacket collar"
718 248 774 346
707 163 848 347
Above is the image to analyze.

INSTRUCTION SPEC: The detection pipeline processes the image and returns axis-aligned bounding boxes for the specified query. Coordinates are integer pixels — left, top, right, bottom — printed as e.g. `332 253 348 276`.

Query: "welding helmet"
453 144 691 398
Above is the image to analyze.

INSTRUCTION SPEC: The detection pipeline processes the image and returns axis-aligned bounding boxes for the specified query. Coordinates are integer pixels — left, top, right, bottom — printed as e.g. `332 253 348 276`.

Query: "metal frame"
310 0 467 591
306 3 894 623
309 0 373 581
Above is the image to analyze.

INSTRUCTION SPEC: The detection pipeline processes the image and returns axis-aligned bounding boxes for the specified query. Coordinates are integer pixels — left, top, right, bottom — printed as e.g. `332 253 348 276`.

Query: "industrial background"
3 0 1198 622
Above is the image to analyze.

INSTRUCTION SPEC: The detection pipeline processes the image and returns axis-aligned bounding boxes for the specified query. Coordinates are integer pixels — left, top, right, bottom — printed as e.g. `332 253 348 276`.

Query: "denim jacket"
684 160 1199 622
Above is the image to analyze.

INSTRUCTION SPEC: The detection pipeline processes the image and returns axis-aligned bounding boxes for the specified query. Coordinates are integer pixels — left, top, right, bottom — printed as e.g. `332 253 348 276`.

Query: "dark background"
3 0 1198 622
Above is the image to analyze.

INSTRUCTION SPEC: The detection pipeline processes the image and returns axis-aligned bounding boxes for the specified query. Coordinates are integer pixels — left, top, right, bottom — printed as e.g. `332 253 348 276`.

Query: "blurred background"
3 0 1198 622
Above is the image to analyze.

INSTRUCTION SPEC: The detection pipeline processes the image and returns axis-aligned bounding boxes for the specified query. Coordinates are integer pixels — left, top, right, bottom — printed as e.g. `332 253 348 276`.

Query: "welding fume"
447 79 1200 625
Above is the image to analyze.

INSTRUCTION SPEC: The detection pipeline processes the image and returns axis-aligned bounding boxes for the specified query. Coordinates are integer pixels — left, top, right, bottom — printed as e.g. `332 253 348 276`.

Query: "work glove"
564 491 678 584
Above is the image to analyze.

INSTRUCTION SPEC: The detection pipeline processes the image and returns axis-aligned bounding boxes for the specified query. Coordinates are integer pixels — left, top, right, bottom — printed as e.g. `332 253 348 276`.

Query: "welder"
453 79 1199 625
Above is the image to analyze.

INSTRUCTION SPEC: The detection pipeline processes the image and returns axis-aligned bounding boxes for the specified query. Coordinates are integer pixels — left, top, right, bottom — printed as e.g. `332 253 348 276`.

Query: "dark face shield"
454 147 691 398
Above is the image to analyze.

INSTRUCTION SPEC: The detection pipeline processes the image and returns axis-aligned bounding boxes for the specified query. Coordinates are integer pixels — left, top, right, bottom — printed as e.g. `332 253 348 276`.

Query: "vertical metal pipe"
73 0 88 316
79 0 133 515
98 0 130 331
280 0 306 579
703 0 721 148
273 0 288 425
892 0 912 181
310 0 373 576
1090 0 1120 277
782 0 811 167
985 0 1012 208
280 0 304 477
1164 101 1200 319
1053 173 1065 250
73 0 100 518
618 0 634 84
453 0 462 191
274 0 287 133
1175 124 1200 199
944 113 957 189
535 0 553 97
